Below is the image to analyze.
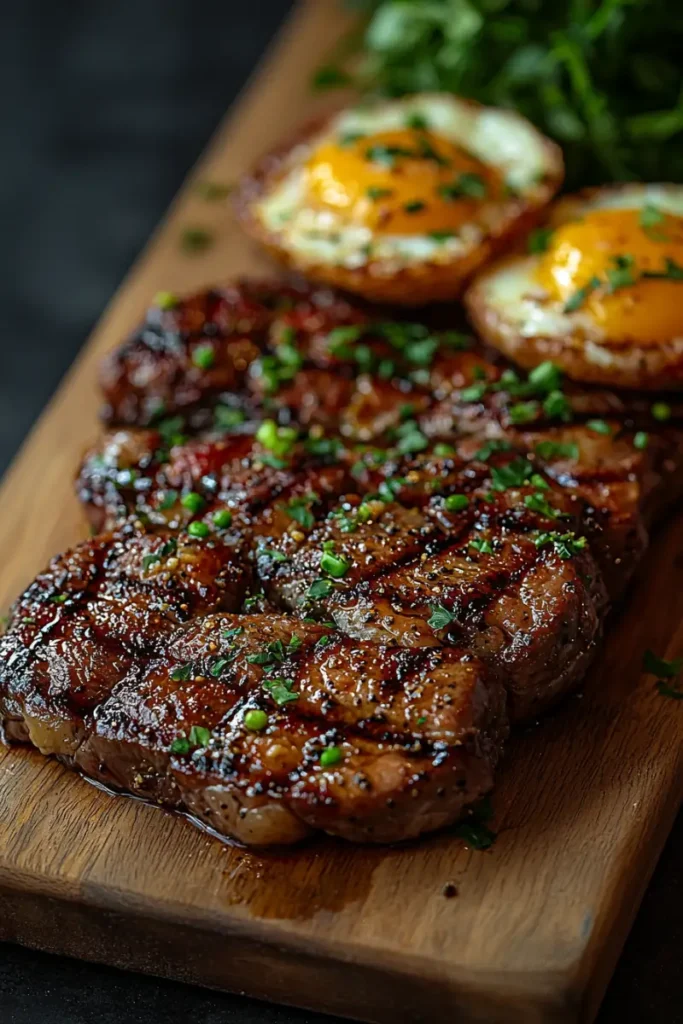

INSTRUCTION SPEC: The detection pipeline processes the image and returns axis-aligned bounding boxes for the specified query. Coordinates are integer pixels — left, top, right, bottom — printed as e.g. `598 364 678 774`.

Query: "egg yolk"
536 207 683 344
305 129 500 236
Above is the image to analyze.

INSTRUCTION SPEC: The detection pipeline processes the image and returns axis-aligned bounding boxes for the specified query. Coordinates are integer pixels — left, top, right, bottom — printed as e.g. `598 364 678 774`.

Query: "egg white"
256 94 555 273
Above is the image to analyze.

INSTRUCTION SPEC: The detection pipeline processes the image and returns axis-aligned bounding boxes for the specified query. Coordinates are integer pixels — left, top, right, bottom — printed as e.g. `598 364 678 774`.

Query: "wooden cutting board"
1 3 682 1021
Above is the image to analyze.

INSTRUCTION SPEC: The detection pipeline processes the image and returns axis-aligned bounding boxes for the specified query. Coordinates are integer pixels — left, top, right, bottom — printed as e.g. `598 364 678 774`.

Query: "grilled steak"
4 280 683 845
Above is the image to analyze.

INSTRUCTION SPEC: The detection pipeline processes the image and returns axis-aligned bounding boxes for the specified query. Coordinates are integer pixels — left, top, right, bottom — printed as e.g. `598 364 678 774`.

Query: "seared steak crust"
4 281 683 845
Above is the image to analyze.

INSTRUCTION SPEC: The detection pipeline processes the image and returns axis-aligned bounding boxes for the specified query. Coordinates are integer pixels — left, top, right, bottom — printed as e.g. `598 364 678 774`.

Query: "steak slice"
74 615 506 844
0 520 248 757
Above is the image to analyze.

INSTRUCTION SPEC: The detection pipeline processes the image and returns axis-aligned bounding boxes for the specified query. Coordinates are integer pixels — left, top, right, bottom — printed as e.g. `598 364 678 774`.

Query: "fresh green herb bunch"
320 0 683 190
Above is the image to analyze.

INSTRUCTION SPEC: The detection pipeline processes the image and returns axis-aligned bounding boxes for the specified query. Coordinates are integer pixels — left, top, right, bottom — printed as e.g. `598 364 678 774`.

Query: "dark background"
0 2 680 1021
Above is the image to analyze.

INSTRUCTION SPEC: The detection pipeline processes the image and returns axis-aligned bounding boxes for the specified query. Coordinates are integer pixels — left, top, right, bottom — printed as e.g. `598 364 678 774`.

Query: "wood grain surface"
1 3 682 1021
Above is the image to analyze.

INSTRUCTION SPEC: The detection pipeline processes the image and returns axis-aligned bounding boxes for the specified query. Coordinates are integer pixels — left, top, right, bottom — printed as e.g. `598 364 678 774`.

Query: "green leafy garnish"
534 531 587 559
643 649 683 699
308 578 335 600
606 254 637 293
586 419 612 435
283 493 318 530
263 677 299 706
257 547 289 564
527 228 554 254
438 172 487 200
564 276 601 313
170 663 194 682
428 604 455 630
535 440 579 461
317 1 683 191
366 185 393 201
195 180 233 201
639 203 668 241
491 458 534 491
180 227 213 253
469 537 494 554
642 649 683 678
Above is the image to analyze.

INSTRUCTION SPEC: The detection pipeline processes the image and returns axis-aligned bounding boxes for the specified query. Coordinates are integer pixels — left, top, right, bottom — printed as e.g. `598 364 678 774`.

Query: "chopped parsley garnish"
528 361 563 394
305 435 343 460
606 254 637 293
256 420 298 457
403 199 426 213
263 677 299 706
469 537 494 554
405 112 429 130
535 440 579 461
543 390 572 422
378 476 407 502
189 725 211 747
180 227 213 253
651 402 672 422
142 538 177 572
639 203 668 241
454 820 496 850
181 491 205 514
586 419 612 435
154 290 178 310
320 543 351 579
169 725 211 754
257 546 289 564
490 458 534 491
192 343 215 370
438 172 487 200
633 431 649 451
428 604 455 630
395 420 429 455
509 400 540 425
428 230 456 242
527 228 554 254
283 493 318 530
524 492 561 519
158 489 179 510
170 662 194 682
534 531 587 559
444 493 469 512
642 257 683 281
474 439 513 462
195 180 233 201
460 382 487 402
307 578 335 600
338 131 364 147
642 649 683 678
170 737 191 755
643 649 683 700
214 405 246 430
320 745 343 768
209 655 231 679
364 143 416 167
156 415 187 447
222 626 244 641
564 276 601 313
187 521 209 539
366 186 393 201
256 338 303 394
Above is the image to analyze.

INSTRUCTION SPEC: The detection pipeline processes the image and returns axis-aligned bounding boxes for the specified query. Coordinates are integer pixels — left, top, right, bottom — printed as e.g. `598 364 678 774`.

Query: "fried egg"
465 184 683 389
235 94 563 305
